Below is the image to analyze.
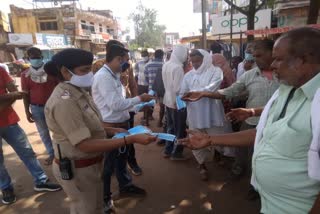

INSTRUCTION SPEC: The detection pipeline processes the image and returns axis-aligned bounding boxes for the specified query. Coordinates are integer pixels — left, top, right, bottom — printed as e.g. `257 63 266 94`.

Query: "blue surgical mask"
121 62 130 72
67 69 94 88
128 125 152 135
29 59 43 68
176 96 187 110
245 53 254 61
148 90 156 96
152 133 176 142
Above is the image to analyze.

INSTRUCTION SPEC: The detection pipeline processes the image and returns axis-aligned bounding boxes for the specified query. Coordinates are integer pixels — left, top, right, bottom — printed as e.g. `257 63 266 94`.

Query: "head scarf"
212 54 235 87
193 49 213 75
169 45 188 66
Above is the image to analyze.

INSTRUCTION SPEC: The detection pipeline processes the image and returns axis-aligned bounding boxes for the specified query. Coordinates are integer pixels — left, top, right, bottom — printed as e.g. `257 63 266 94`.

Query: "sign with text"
36 33 71 49
211 9 271 34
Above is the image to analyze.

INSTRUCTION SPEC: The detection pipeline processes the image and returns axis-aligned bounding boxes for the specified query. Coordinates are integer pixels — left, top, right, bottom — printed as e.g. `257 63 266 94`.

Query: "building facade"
10 4 119 54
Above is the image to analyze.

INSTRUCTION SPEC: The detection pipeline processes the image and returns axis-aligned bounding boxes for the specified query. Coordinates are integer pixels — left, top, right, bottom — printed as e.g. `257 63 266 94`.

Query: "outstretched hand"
181 92 203 102
226 108 252 123
179 129 211 150
131 134 157 145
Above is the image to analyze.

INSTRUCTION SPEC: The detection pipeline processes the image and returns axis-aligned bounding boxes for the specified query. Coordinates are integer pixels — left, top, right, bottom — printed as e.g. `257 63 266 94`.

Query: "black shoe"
34 181 62 192
128 164 143 176
119 184 146 198
1 187 16 205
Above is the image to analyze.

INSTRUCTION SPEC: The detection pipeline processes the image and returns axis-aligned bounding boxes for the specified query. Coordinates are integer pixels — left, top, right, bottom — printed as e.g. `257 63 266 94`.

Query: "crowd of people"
0 26 319 214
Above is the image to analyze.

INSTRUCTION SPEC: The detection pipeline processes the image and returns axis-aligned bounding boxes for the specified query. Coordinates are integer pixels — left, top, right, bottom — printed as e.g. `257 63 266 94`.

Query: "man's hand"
10 91 28 100
179 129 211 150
139 93 154 102
129 134 157 145
181 91 203 102
26 111 34 123
226 108 253 123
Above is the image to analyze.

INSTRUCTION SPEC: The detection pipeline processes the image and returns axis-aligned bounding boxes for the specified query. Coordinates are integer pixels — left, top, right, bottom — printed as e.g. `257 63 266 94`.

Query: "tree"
223 0 269 41
129 1 166 48
307 0 320 24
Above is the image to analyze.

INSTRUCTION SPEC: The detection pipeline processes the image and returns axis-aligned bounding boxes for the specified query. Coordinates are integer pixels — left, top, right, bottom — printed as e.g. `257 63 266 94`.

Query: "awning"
245 24 320 36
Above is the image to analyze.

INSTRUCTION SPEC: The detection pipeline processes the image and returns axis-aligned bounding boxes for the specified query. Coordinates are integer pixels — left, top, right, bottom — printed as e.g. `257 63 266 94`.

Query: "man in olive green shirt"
181 27 320 214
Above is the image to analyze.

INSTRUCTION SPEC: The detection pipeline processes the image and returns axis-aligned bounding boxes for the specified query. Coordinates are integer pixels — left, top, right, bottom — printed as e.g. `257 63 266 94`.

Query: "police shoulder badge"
61 90 71 99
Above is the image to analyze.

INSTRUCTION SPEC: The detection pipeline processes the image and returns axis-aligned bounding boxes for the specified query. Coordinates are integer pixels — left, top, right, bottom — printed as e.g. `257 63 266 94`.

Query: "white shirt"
236 61 245 80
92 65 141 123
162 62 184 109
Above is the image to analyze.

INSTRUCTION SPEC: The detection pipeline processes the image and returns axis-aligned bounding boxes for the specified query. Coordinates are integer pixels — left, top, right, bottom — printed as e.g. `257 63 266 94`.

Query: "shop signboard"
211 9 271 34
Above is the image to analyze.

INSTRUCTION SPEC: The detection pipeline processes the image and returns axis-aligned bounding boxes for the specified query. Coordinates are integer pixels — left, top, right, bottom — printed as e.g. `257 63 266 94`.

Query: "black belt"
31 104 45 107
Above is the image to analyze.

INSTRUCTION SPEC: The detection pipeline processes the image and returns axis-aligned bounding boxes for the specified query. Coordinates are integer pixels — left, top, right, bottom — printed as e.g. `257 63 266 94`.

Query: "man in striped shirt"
144 49 164 91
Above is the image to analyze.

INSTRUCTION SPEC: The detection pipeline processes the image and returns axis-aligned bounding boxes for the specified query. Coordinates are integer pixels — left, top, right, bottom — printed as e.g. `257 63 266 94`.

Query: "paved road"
0 78 260 214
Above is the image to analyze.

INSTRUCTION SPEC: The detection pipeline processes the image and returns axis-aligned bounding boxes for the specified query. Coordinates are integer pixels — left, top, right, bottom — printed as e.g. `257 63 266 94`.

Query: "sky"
0 0 203 37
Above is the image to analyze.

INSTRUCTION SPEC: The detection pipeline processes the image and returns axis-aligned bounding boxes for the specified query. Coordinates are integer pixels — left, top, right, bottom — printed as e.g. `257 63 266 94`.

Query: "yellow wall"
11 15 37 34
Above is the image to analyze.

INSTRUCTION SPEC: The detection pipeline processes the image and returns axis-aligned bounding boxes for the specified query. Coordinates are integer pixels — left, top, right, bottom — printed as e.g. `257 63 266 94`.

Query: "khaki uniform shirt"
45 82 105 160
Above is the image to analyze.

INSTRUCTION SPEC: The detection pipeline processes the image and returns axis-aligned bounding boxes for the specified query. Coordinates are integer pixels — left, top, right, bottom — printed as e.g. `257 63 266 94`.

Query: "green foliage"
129 1 166 48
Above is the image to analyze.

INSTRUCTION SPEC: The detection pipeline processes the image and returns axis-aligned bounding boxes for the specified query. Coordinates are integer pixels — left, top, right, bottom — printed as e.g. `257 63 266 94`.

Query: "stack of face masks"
113 125 176 142
133 99 156 113
176 96 187 110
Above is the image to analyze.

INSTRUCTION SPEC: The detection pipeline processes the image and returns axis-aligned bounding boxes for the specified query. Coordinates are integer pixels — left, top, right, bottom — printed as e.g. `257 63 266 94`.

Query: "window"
89 22 95 33
81 20 87 30
40 21 58 31
99 24 103 33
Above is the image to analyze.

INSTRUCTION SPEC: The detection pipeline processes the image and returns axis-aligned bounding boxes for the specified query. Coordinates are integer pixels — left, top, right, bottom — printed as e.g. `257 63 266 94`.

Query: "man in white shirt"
92 44 153 212
162 45 188 160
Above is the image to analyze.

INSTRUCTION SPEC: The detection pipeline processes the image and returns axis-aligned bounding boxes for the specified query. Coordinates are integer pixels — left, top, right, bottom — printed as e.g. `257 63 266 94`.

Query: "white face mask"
68 69 94 88
142 56 149 62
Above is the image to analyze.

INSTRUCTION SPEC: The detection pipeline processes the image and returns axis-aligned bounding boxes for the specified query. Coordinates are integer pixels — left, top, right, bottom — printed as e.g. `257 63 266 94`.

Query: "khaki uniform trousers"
52 162 103 214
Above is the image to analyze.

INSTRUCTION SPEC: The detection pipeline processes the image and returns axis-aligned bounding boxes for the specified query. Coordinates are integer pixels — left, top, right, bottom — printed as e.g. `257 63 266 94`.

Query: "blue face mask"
29 59 43 68
152 133 176 142
121 62 130 72
245 53 254 61
176 96 187 110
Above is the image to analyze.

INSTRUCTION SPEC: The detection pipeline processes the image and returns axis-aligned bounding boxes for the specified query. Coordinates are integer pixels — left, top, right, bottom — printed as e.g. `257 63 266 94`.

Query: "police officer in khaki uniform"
44 49 156 214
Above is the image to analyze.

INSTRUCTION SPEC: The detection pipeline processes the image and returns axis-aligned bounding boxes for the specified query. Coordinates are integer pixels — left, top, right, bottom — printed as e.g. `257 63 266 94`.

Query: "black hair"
154 49 164 59
106 44 129 63
253 39 274 52
106 40 124 53
190 49 203 58
232 56 243 62
27 47 42 57
44 61 64 80
141 50 149 57
279 27 320 63
45 48 94 80
210 42 222 54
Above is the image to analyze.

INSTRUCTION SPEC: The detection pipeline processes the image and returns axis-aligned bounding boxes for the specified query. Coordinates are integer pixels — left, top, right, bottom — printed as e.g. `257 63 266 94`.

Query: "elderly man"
181 27 320 214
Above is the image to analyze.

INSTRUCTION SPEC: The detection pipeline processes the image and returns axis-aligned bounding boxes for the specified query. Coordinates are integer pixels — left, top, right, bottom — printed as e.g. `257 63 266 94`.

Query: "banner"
211 9 271 34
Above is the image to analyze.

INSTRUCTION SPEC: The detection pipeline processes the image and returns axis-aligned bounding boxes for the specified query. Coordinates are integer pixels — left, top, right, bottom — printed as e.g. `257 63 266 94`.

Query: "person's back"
162 46 187 109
